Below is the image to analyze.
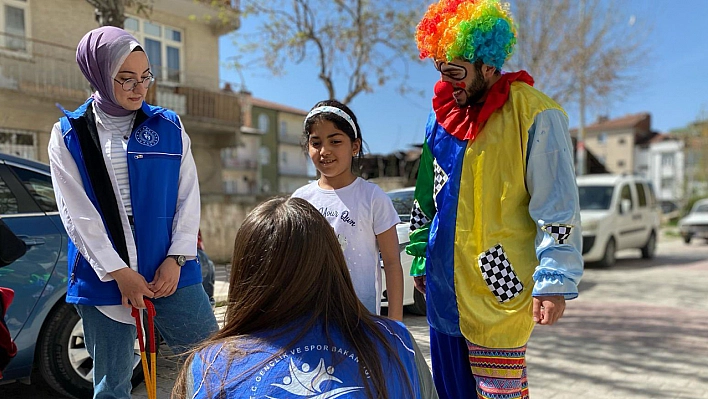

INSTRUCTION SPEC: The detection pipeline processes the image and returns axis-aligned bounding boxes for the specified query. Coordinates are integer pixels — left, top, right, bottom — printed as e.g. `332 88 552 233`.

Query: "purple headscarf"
76 26 147 117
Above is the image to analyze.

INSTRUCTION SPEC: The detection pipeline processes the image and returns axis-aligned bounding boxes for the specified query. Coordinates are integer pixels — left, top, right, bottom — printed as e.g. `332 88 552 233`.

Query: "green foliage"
86 0 154 27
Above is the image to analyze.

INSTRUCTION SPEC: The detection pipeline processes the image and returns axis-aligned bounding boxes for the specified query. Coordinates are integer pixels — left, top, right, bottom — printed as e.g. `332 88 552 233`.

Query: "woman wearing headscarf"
48 26 218 398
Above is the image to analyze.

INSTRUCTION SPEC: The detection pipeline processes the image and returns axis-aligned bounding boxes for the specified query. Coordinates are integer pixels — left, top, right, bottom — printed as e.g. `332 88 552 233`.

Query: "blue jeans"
76 283 218 399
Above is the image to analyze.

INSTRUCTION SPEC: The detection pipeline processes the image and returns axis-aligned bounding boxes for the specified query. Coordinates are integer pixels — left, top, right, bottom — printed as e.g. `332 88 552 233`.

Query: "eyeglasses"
434 61 468 80
114 73 155 91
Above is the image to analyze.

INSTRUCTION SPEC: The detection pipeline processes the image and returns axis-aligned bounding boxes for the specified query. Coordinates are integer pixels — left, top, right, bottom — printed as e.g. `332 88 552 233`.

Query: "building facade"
571 113 653 175
250 97 314 194
635 136 685 203
0 0 240 194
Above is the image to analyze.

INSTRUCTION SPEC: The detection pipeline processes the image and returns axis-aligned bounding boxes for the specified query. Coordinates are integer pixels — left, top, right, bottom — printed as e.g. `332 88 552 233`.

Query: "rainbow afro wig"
416 0 516 70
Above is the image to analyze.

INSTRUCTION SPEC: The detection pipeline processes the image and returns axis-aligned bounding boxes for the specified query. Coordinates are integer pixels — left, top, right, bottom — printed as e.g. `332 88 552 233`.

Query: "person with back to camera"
172 197 438 399
48 26 218 398
292 100 405 321
409 0 584 397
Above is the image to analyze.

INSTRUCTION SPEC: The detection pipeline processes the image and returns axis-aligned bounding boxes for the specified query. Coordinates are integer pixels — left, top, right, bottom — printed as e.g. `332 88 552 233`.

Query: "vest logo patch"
135 126 159 147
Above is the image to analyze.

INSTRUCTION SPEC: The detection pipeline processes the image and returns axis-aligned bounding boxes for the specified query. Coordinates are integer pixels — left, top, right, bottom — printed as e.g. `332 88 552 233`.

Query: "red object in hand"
0 288 18 379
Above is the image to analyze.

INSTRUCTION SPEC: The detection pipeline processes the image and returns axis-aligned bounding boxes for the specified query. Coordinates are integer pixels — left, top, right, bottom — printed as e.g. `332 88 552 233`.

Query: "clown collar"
432 70 535 142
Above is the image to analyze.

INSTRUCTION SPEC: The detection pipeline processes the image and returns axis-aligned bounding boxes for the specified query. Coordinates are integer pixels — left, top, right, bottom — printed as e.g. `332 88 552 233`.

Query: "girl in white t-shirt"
292 100 404 320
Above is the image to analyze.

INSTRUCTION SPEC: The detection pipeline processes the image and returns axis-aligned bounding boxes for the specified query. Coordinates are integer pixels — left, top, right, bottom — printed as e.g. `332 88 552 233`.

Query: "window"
618 138 626 145
661 153 674 166
10 166 57 212
598 133 607 144
259 146 270 165
124 16 183 84
0 174 18 214
635 183 647 207
258 114 270 133
0 0 28 52
0 128 37 160
281 151 288 164
617 160 625 168
279 121 287 137
661 178 673 192
619 184 633 212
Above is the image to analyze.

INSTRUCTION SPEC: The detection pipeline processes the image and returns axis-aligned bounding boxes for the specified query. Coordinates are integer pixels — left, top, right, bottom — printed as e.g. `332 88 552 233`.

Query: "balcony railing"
1 32 240 127
0 32 88 102
222 157 258 170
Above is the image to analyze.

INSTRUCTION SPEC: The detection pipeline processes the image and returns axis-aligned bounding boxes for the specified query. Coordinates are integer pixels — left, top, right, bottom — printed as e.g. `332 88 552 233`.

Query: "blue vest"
60 98 201 306
189 319 423 398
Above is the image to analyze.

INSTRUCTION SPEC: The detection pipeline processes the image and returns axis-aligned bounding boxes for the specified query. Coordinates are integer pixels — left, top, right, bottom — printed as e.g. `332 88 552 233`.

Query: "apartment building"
0 0 240 194
249 97 314 194
571 113 653 174
635 135 685 203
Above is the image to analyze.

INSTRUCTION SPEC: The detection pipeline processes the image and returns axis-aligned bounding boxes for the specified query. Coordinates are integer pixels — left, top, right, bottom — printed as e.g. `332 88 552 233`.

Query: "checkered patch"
542 223 573 244
409 200 430 232
478 244 524 303
433 158 448 210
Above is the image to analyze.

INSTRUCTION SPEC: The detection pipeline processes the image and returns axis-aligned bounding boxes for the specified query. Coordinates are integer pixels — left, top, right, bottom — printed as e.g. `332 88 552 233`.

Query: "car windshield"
387 190 415 223
694 204 708 213
578 185 614 210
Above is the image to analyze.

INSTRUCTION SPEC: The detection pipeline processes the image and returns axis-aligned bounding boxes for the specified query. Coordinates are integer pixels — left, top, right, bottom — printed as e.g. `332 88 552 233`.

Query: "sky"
218 1 708 155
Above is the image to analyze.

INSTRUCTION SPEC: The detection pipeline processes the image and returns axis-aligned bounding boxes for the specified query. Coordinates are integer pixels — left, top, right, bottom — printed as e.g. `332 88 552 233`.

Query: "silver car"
381 187 426 315
678 199 708 244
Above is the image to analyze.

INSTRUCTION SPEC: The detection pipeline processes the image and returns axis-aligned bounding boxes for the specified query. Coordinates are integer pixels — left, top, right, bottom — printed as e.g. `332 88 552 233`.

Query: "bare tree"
85 0 154 27
234 0 426 104
508 0 650 175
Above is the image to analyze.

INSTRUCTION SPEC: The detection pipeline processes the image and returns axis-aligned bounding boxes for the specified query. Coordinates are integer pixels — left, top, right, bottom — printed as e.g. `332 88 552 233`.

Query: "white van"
577 174 660 267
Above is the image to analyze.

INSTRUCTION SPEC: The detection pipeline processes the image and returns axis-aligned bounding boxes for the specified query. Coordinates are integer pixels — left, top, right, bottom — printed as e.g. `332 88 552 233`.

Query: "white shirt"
48 106 201 324
95 106 134 216
292 178 400 314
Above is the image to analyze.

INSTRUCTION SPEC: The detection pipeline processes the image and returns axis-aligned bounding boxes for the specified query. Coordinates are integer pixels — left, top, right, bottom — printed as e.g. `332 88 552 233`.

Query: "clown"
408 1 584 398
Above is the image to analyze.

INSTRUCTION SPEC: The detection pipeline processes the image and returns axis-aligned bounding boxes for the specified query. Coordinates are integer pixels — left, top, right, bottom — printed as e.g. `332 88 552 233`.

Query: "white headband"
303 106 358 139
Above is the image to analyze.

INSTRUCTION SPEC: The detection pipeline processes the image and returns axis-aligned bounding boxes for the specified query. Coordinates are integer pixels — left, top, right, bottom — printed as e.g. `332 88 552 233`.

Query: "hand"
149 257 181 298
413 275 426 295
109 267 154 309
533 295 566 325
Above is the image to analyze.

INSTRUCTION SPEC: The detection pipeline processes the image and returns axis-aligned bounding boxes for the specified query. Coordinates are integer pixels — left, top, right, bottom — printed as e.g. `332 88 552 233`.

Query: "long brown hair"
172 197 410 398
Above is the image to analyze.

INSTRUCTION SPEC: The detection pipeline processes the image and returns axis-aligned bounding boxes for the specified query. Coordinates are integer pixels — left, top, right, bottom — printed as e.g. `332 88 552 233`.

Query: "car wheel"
36 302 144 399
598 238 616 268
683 236 691 244
405 289 427 316
641 231 656 259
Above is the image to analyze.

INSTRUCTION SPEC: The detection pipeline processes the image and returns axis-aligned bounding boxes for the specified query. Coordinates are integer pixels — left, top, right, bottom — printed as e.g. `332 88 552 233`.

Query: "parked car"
382 187 426 315
197 230 216 306
0 153 145 398
577 174 660 268
678 198 708 244
0 153 216 397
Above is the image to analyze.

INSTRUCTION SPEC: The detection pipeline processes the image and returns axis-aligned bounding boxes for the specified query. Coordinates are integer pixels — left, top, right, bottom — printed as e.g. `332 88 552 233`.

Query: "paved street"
2 234 707 398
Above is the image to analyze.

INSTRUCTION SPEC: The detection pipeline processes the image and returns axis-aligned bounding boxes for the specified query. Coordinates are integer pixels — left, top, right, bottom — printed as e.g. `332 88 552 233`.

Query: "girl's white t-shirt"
292 177 400 314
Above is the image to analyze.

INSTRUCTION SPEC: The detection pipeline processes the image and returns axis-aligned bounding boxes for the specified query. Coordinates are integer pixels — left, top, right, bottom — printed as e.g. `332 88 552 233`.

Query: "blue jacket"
60 99 201 305
187 318 425 398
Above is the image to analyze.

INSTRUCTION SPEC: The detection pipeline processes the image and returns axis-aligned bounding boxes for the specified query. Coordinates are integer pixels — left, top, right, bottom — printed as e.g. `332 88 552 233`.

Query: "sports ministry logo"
135 126 159 147
267 358 361 398
250 345 364 398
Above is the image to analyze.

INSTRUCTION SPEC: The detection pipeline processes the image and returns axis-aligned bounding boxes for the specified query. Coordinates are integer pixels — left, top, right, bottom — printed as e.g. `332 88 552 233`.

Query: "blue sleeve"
526 109 584 299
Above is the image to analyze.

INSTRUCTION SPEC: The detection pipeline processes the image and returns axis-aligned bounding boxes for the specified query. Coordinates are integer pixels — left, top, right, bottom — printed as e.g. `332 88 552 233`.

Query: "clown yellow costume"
409 1 584 398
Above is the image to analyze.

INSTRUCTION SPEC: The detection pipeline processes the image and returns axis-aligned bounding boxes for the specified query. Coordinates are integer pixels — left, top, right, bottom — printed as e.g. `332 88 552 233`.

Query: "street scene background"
2 231 707 399
1 0 707 398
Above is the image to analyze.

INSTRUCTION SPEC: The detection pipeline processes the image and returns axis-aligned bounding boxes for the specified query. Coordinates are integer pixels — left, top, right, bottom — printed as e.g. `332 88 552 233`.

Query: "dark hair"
302 99 366 167
172 197 410 399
